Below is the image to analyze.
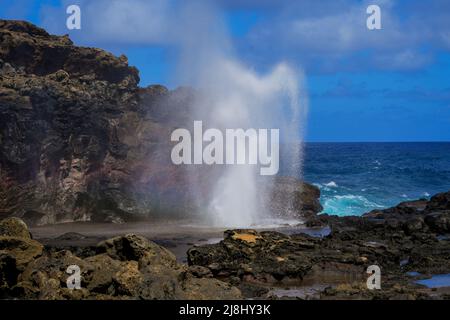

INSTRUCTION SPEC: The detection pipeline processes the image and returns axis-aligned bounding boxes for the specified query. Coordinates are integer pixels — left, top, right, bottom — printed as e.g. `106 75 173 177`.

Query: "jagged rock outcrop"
0 20 189 225
0 20 139 85
363 191 450 234
188 192 450 299
0 217 241 300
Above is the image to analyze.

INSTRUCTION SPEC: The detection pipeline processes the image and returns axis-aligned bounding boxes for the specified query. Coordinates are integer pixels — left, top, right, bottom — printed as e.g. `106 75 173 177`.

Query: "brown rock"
113 261 143 296
0 236 43 268
0 217 31 239
97 234 177 268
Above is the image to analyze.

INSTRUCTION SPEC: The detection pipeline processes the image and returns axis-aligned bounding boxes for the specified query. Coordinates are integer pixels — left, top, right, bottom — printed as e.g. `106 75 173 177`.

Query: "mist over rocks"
0 20 319 225
267 176 322 220
0 19 196 225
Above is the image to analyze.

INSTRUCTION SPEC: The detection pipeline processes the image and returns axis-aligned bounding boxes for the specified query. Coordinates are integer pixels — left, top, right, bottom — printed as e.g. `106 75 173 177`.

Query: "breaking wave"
322 194 385 216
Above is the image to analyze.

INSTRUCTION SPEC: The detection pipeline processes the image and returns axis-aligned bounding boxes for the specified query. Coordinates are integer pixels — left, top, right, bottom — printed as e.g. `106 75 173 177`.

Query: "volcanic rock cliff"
0 20 321 225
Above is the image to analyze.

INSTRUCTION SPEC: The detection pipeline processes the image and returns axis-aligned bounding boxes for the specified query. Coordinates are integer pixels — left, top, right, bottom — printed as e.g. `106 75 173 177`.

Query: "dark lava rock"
0 20 139 85
55 232 87 241
363 190 450 235
424 212 450 234
0 252 19 298
267 176 323 219
426 191 450 212
188 192 450 299
0 217 241 300
97 234 177 268
188 229 314 283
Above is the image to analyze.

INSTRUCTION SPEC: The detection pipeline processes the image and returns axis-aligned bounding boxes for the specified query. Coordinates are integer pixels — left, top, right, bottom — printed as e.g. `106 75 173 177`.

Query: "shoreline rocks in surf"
0 217 241 300
187 191 450 299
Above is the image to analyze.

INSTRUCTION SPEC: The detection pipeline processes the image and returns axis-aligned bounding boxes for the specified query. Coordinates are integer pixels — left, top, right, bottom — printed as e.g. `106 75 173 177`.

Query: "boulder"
187 229 314 284
96 234 177 268
267 176 323 219
0 217 31 238
10 231 242 300
0 236 43 269
112 260 143 296
426 191 450 212
83 254 122 294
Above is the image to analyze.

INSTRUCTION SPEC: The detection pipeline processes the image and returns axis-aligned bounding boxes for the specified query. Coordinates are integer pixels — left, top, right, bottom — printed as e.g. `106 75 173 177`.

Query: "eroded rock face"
0 217 241 300
0 20 191 225
0 20 139 84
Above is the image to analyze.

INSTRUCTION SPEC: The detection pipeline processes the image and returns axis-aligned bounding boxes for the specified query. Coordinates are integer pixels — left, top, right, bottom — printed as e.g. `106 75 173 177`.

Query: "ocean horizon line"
300 141 450 144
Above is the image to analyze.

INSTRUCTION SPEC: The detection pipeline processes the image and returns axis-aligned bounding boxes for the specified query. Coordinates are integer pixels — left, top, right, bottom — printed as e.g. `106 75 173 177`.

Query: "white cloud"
241 0 450 71
41 0 175 45
39 0 450 72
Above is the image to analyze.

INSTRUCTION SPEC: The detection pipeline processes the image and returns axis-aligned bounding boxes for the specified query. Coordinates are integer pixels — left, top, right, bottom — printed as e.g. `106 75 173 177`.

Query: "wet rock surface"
188 192 450 299
266 176 323 219
1 193 450 299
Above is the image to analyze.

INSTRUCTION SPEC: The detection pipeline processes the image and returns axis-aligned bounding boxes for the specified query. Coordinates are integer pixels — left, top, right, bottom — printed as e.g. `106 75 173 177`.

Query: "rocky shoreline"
187 190 450 299
0 190 449 300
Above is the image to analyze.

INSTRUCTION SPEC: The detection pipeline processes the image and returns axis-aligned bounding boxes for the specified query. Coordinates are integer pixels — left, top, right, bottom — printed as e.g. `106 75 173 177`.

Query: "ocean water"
416 274 450 288
297 142 450 216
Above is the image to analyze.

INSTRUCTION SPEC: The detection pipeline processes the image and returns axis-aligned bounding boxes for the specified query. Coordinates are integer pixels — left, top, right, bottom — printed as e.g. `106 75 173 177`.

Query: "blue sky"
1 0 449 142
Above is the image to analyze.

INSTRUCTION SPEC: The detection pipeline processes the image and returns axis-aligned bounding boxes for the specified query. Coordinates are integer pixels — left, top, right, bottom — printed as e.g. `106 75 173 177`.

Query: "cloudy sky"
1 0 449 141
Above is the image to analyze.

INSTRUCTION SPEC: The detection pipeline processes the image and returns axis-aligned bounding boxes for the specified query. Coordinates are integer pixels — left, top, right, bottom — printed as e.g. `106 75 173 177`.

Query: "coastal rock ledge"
188 191 450 299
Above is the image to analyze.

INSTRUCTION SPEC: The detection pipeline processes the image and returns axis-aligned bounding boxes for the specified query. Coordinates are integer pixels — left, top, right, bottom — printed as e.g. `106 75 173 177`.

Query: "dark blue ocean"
298 143 450 216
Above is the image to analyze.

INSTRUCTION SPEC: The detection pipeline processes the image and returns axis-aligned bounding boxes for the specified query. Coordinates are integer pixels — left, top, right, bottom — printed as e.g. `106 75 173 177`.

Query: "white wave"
322 194 385 216
324 181 338 188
